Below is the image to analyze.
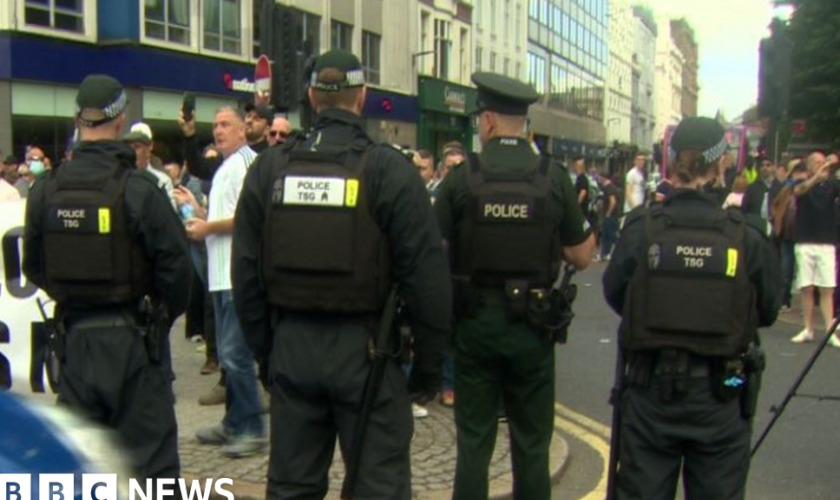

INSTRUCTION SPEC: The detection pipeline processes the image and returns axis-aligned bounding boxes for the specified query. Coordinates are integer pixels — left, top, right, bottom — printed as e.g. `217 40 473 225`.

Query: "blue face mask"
29 160 46 176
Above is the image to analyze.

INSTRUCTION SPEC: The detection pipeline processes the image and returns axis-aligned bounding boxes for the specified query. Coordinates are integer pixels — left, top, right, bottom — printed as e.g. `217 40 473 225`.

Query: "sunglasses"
269 131 288 138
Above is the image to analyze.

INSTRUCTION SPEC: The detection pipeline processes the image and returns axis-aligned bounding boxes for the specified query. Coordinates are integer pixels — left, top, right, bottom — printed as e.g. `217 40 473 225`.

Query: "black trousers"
59 312 180 489
616 377 752 500
266 315 413 500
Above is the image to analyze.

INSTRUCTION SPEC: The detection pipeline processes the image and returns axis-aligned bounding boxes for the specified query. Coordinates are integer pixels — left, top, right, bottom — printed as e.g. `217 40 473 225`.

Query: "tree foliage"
788 0 840 147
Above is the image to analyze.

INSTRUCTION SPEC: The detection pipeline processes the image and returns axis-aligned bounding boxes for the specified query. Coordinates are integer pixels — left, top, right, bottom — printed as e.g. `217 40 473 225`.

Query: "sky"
638 0 785 120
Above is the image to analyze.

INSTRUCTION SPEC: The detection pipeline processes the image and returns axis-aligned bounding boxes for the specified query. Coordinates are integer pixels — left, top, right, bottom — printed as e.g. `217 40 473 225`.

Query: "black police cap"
75 75 127 127
472 72 539 116
245 102 274 122
670 117 728 164
310 49 365 92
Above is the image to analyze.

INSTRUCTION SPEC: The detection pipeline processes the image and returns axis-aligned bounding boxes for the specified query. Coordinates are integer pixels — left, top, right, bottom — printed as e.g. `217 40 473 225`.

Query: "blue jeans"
442 350 455 392
212 290 264 437
601 216 618 259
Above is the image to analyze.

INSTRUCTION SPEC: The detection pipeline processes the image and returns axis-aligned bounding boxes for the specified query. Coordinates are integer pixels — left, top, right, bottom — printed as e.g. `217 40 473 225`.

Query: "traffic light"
758 21 792 119
259 4 302 111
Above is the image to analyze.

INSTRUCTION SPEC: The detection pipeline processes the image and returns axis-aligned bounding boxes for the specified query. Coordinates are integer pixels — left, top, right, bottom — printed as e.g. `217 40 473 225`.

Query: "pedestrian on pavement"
789 151 840 345
435 71 595 500
603 116 781 500
267 114 292 147
22 74 191 489
189 106 265 458
624 153 647 213
231 49 450 499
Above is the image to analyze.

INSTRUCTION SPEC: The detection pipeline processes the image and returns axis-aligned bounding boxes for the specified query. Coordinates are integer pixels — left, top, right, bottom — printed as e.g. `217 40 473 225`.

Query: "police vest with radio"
41 164 150 306
621 206 757 357
262 138 392 313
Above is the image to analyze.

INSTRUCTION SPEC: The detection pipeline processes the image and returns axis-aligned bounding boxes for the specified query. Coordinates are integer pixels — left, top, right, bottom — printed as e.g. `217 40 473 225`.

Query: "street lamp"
412 50 436 68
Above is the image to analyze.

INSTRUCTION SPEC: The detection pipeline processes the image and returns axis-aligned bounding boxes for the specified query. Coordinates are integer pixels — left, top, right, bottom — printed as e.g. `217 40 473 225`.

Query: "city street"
551 261 840 500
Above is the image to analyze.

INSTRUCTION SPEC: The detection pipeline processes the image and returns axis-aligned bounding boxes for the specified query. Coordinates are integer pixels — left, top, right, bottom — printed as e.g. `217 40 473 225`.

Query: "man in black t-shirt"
791 152 840 345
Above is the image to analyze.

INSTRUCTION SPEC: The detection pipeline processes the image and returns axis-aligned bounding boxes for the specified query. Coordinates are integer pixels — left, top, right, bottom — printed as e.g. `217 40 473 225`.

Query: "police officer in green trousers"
435 72 595 500
603 117 781 500
231 50 451 500
23 75 191 490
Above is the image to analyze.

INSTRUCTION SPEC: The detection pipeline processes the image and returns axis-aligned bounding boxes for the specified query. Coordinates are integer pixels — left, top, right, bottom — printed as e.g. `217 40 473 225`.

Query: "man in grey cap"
23 74 191 490
232 49 450 499
434 71 595 499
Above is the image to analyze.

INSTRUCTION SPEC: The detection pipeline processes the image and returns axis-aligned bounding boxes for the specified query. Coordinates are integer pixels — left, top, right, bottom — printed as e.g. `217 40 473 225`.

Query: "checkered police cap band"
670 135 728 166
310 68 365 92
76 90 128 127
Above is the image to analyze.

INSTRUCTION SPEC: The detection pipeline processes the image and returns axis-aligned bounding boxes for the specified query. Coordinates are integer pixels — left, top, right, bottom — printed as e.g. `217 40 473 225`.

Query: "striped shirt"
206 145 257 292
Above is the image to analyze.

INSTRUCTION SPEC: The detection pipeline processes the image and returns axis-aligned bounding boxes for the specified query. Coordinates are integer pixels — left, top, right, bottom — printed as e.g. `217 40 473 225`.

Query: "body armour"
42 163 149 306
621 205 757 357
453 153 560 287
262 138 392 313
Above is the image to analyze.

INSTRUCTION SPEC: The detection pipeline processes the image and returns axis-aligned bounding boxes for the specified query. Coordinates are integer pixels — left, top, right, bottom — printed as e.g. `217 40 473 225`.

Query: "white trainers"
412 403 429 419
791 329 815 344
828 334 840 348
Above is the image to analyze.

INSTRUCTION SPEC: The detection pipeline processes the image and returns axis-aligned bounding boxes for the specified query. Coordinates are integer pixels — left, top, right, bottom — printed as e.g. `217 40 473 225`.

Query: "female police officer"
603 117 780 500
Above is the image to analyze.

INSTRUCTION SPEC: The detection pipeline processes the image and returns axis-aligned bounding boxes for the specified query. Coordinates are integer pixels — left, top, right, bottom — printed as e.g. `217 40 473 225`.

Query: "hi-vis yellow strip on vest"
283 176 358 208
726 248 738 277
98 208 111 234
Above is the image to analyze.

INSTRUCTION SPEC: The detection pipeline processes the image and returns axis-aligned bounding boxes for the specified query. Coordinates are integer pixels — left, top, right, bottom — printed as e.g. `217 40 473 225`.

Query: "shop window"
24 0 85 34
145 0 190 45
203 0 242 55
362 31 381 85
332 20 353 51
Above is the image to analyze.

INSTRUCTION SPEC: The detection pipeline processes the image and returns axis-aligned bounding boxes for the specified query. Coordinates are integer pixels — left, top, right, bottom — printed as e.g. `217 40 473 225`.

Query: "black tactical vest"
262 138 391 313
621 205 757 357
453 152 560 287
42 164 150 306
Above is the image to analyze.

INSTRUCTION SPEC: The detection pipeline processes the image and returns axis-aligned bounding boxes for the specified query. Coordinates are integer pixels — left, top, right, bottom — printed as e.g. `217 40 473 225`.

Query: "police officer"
231 50 450 499
22 75 191 489
435 72 595 500
603 117 781 500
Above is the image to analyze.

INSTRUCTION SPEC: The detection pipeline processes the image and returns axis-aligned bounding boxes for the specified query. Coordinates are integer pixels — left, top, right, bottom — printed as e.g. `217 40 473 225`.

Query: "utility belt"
57 297 169 365
453 275 574 343
625 346 765 418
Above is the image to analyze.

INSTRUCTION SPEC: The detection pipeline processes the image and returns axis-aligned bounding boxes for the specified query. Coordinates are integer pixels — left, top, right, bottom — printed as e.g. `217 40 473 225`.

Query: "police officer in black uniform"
23 75 191 488
603 117 781 500
231 50 450 500
435 72 595 500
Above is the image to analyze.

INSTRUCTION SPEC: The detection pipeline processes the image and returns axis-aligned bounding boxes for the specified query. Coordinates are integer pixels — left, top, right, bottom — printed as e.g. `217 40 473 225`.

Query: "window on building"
434 18 452 80
490 51 496 72
362 31 380 85
475 46 483 71
421 11 431 53
516 61 521 79
490 0 497 33
515 2 522 45
301 12 321 56
203 0 241 55
252 0 263 57
504 57 510 76
25 0 85 33
331 20 353 50
527 51 546 95
504 0 510 41
460 28 469 82
475 0 482 27
145 0 190 45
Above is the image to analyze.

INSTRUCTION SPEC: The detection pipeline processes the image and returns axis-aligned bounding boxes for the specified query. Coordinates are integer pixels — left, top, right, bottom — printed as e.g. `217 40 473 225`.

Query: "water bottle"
180 203 195 222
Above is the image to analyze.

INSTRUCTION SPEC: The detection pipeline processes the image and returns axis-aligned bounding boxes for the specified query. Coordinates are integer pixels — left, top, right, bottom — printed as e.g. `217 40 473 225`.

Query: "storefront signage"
223 71 256 93
444 86 467 113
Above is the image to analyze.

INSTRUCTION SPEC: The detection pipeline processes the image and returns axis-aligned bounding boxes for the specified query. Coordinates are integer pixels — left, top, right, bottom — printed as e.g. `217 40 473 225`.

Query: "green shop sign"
418 77 477 116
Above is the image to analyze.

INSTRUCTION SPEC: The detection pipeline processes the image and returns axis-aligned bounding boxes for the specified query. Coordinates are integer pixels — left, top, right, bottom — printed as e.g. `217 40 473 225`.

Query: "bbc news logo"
0 475 234 500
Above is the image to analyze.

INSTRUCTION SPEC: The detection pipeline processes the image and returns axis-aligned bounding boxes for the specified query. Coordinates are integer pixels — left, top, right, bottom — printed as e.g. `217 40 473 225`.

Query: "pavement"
171 319 570 500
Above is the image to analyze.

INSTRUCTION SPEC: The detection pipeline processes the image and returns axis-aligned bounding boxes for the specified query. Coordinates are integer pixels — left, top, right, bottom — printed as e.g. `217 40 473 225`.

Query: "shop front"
417 77 477 160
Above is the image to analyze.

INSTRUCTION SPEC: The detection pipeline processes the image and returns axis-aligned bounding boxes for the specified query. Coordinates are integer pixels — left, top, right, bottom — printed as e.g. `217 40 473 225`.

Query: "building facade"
653 14 683 144
670 18 698 118
472 0 528 81
0 0 420 161
526 0 608 161
605 0 633 146
630 5 657 153
414 0 476 155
